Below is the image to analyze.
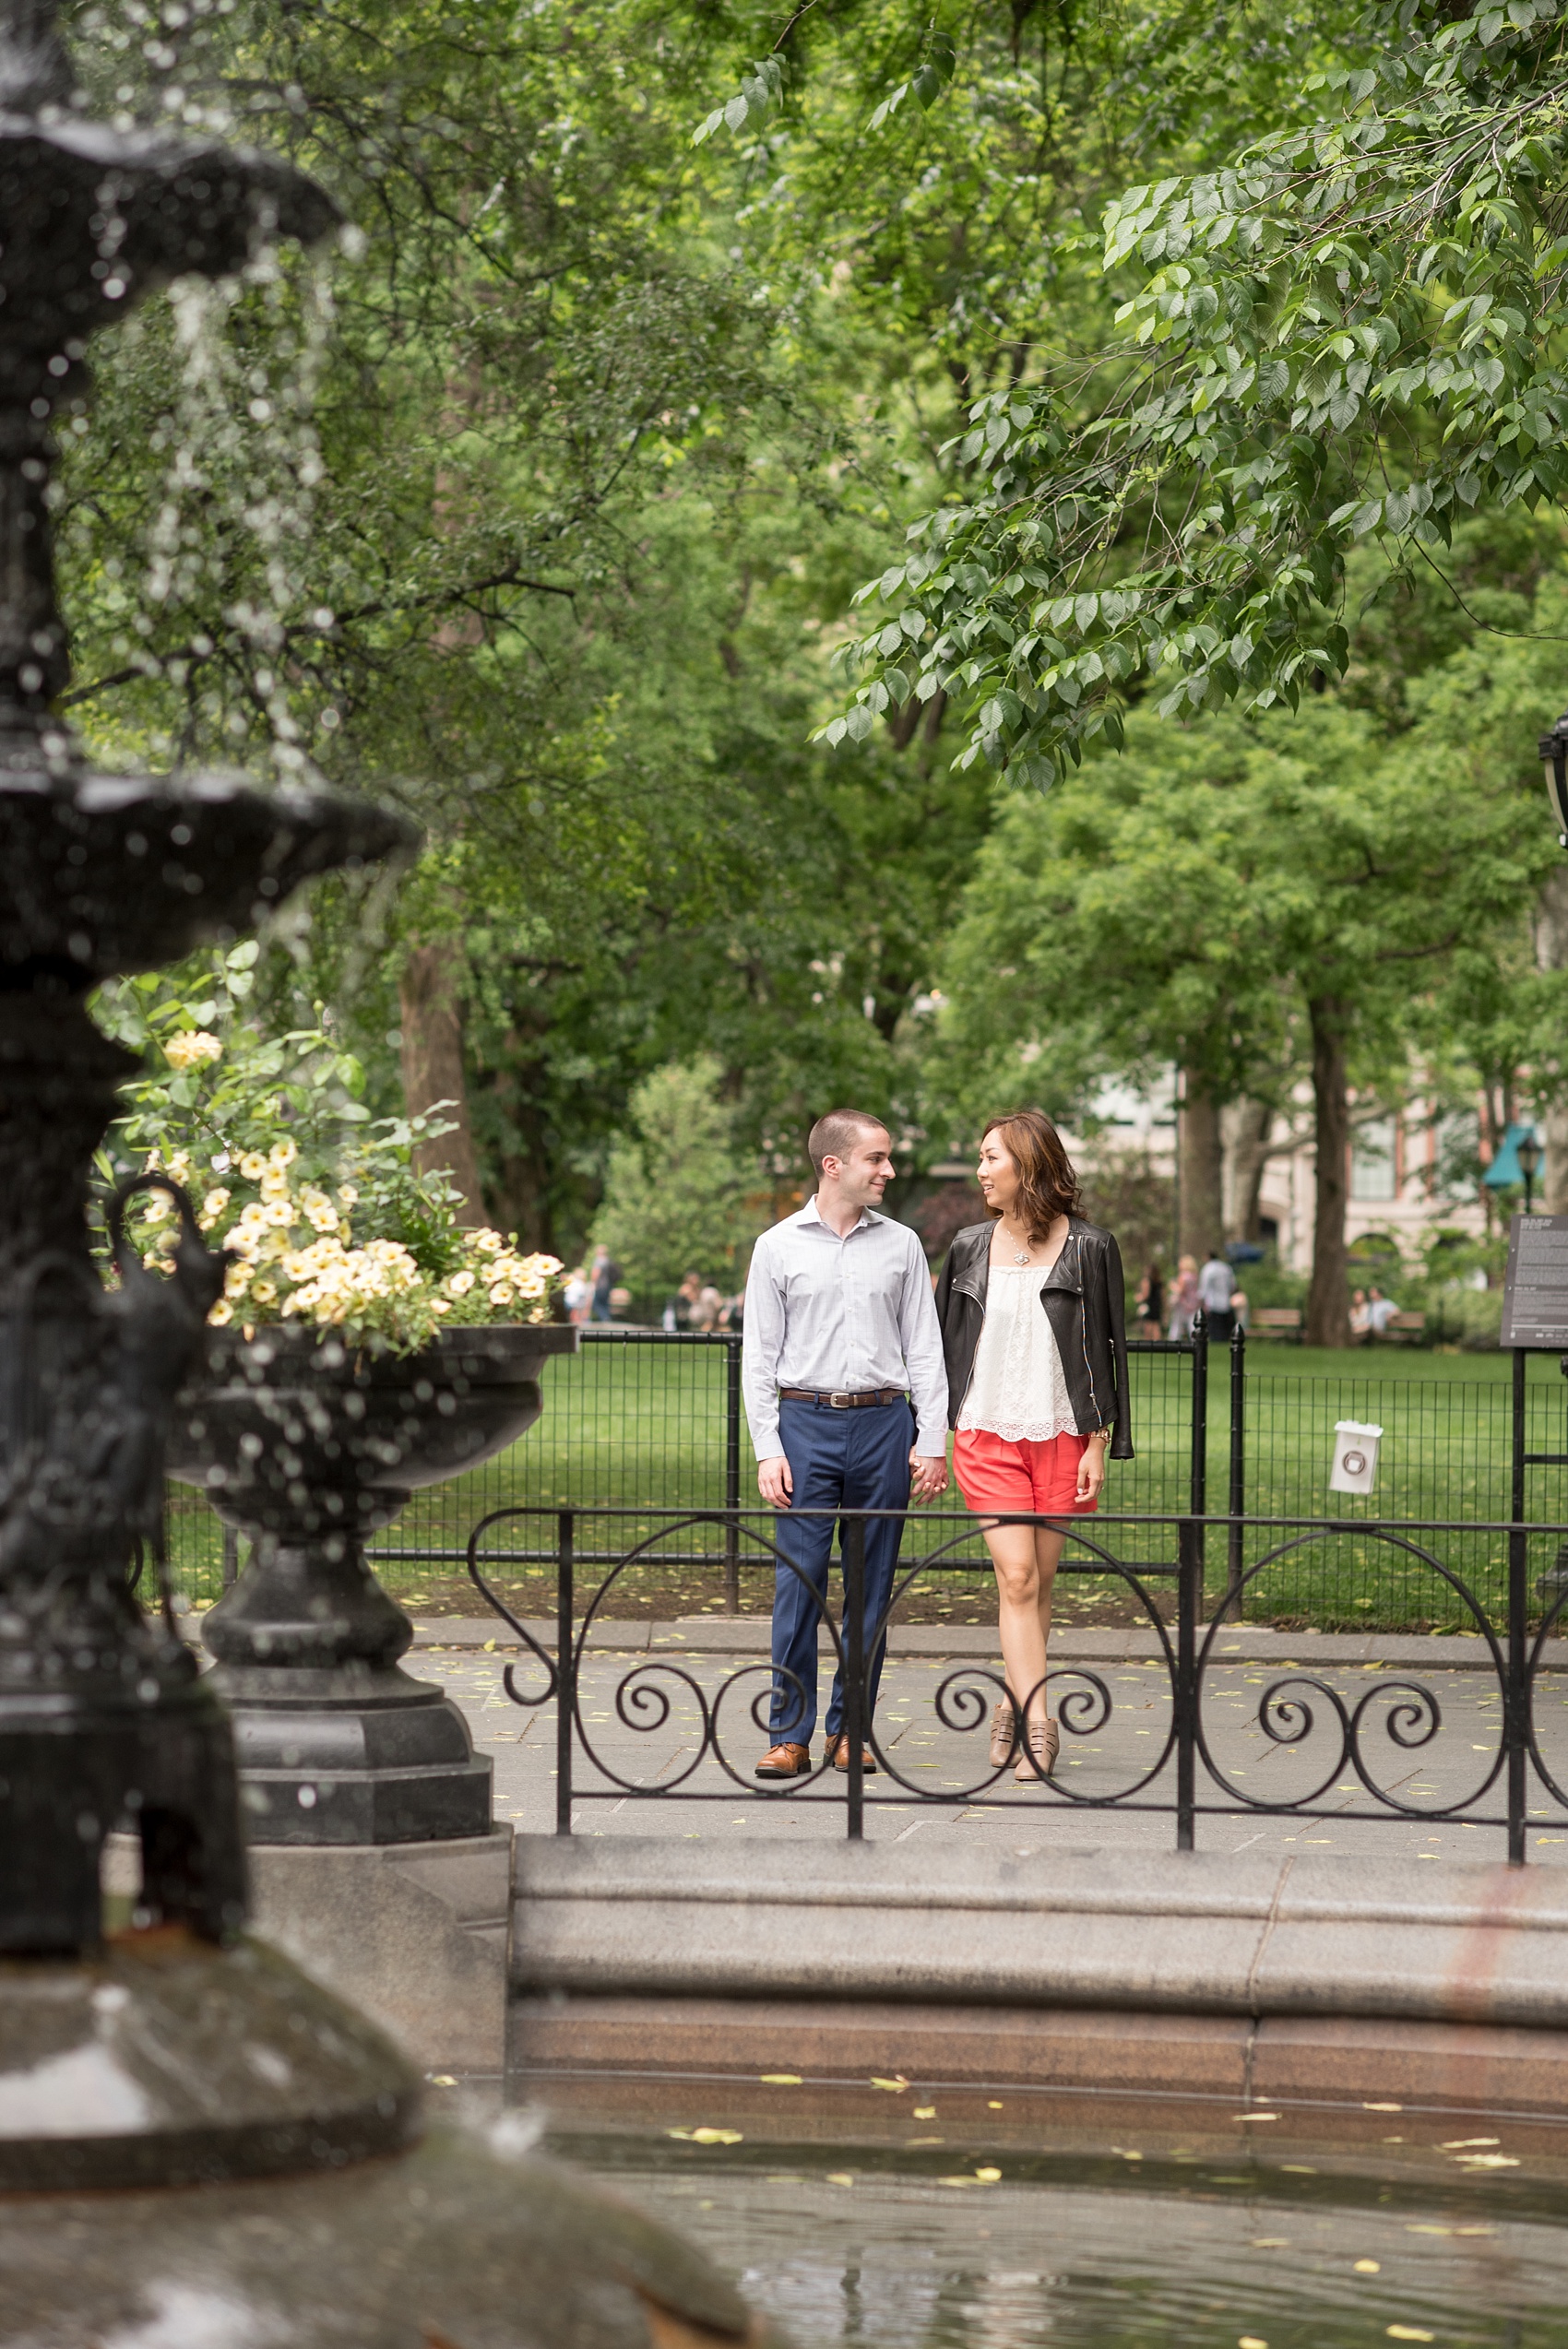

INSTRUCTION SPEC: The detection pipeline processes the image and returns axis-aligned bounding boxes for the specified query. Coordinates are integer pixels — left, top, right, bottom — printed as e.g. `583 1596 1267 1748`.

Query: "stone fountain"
0 7 777 2338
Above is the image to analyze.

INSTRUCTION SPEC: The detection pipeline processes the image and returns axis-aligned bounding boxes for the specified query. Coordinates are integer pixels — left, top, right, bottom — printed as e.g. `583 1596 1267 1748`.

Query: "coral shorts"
953 1427 1098 1517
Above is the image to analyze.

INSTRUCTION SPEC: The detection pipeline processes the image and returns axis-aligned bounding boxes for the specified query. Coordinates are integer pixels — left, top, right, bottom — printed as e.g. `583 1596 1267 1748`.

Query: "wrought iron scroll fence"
465 1501 1568 1863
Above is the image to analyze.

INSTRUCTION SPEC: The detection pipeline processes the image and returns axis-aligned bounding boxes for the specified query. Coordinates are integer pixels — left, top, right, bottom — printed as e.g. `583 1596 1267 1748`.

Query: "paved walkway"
417 1618 1568 1868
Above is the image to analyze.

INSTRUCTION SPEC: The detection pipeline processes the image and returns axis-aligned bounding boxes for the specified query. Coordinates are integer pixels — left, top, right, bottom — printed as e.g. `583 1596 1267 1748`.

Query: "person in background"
1198 1246 1234 1343
589 1243 620 1324
1134 1263 1165 1340
1229 1279 1250 1335
1168 1254 1199 1341
1366 1284 1398 1338
1349 1287 1372 1340
563 1265 591 1325
671 1270 704 1329
695 1279 725 1330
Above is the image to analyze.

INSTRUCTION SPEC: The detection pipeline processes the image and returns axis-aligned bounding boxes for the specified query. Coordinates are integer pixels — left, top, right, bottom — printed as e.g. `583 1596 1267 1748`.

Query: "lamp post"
1518 1129 1541 1216
1539 712 1568 847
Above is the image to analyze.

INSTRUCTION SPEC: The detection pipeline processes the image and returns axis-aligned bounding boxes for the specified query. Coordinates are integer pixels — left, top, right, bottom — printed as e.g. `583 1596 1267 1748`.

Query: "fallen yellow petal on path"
1239 2334 1268 2347
974 2167 1002 2183
759 2073 802 2084
1387 2330 1435 2343
913 2106 937 2118
1355 2260 1381 2273
826 2172 854 2187
870 2075 909 2092
1442 2137 1498 2149
665 2128 743 2145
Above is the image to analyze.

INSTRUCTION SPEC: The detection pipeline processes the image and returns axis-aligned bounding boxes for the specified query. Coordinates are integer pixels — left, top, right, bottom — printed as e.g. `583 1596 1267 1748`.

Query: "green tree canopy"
591 1057 768 1299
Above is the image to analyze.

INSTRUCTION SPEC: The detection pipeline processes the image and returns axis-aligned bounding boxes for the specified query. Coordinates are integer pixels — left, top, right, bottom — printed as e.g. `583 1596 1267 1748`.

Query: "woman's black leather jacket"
933 1217 1134 1458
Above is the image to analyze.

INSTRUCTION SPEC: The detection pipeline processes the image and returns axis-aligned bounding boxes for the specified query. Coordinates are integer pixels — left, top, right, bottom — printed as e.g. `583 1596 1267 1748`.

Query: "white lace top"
956 1262 1079 1442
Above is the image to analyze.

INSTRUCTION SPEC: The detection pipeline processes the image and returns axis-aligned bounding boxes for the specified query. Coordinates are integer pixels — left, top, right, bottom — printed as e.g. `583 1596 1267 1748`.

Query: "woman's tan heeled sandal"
1016 1717 1061 1781
989 1699 1016 1770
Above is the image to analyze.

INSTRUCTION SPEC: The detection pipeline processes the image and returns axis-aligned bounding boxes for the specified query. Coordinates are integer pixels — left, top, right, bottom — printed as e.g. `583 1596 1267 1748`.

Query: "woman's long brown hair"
982 1109 1084 1244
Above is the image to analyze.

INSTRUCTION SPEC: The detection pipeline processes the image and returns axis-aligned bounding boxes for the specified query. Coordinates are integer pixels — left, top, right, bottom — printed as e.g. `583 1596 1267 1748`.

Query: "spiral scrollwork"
571 1659 715 1796
708 1663 835 1791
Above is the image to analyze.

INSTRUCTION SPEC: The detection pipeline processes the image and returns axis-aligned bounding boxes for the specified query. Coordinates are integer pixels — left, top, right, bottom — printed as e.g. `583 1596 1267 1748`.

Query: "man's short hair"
807 1109 890 1180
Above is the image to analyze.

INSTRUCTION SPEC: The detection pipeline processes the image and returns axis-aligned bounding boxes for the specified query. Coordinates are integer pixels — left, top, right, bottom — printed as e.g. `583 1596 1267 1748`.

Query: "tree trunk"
1536 867 1568 1214
1179 1083 1224 1262
1221 1097 1274 1244
398 941 487 1225
1305 997 1351 1348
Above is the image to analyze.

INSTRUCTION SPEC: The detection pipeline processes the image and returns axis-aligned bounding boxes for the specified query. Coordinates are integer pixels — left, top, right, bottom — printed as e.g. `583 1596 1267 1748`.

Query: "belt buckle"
829 1391 852 1408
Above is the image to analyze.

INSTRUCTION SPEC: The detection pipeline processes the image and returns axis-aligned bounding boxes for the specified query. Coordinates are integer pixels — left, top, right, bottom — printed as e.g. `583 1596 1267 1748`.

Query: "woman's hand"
1075 1432 1111 1505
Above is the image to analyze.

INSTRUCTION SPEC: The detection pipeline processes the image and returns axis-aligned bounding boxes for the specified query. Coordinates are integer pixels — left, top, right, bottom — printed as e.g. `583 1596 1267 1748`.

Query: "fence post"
1190 1309 1208 1603
1508 1348 1528 1866
724 1335 742 1615
842 1514 865 1841
221 1524 240 1592
1227 1322 1246 1608
1176 1515 1200 1852
555 1509 575 1838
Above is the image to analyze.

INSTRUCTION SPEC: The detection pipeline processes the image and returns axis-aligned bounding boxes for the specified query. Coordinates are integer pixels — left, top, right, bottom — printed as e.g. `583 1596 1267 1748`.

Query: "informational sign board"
1500 1214 1568 1348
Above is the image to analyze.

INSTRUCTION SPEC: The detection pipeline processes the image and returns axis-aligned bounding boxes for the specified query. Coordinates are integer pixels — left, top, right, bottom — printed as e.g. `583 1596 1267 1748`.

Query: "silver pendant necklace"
1005 1223 1030 1265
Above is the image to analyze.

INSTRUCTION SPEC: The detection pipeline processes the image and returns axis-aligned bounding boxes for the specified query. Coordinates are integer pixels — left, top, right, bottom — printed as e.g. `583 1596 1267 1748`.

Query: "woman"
1168 1253 1198 1342
934 1110 1134 1781
1135 1262 1164 1341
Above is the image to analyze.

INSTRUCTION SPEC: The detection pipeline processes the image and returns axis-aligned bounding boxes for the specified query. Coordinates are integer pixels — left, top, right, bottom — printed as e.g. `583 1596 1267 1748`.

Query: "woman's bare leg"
1034 1526 1066 1699
983 1522 1051 1731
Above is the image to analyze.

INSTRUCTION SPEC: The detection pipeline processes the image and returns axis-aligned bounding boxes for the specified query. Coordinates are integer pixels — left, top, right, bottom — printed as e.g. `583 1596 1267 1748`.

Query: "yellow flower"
488 1283 515 1308
164 1031 222 1073
268 1138 299 1169
208 1299 233 1324
239 1152 267 1181
337 1183 359 1206
432 1298 451 1315
198 1188 231 1231
471 1229 504 1256
251 1279 278 1304
264 1199 293 1228
223 1261 251 1299
447 1268 476 1297
142 1192 171 1225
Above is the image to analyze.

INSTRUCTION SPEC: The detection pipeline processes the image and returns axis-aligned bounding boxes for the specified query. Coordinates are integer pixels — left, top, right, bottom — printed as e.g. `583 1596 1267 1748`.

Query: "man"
588 1243 620 1325
1366 1284 1398 1339
742 1109 949 1778
1197 1246 1234 1345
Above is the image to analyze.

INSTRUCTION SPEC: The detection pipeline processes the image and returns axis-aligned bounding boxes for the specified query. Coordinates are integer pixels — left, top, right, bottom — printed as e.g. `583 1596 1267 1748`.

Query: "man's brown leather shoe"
823 1733 879 1775
754 1740 812 1778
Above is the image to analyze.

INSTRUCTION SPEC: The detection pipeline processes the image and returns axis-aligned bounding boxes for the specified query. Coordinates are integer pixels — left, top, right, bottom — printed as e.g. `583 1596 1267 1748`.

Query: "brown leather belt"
778 1387 906 1409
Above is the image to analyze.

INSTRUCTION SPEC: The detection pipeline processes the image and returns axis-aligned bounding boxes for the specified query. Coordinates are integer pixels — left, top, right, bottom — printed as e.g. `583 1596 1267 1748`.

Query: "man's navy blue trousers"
768 1393 911 1743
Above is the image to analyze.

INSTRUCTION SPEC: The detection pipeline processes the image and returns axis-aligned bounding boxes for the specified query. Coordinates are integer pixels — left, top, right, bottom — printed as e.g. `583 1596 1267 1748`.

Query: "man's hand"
909 1450 948 1503
757 1454 794 1509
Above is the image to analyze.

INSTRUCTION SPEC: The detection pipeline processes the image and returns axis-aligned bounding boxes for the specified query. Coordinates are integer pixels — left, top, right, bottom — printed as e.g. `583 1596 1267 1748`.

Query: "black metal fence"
465 1502 1568 1862
164 1318 1568 1629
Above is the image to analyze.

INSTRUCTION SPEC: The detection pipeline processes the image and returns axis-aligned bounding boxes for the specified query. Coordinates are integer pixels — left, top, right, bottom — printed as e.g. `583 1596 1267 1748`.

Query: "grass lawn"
164 1335 1568 1633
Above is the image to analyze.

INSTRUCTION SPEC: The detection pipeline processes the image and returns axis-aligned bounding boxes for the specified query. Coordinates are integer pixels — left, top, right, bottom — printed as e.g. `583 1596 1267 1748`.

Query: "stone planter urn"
169 1321 577 1844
